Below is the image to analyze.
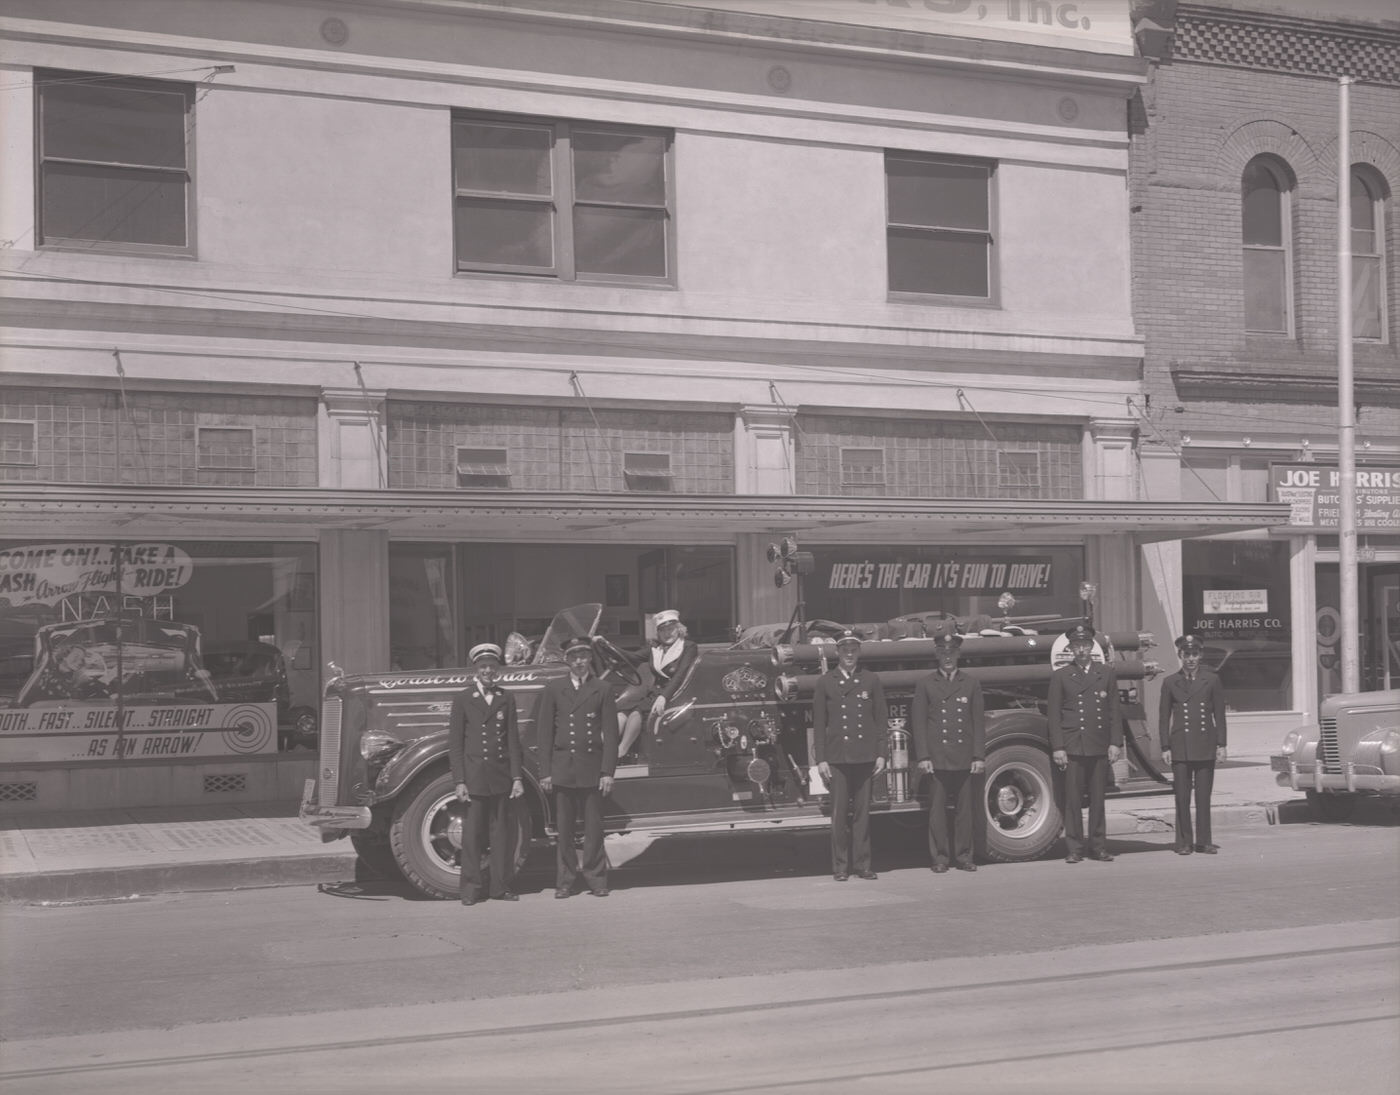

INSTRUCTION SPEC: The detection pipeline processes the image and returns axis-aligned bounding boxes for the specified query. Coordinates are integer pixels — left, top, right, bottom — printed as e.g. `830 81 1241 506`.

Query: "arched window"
1351 166 1388 342
1242 157 1293 334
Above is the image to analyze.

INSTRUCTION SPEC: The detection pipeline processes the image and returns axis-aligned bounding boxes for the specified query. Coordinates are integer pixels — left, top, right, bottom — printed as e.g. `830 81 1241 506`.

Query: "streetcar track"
3 939 1394 1081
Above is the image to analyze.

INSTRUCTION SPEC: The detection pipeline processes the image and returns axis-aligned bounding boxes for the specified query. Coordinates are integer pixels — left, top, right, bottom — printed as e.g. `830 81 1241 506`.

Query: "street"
1 820 1397 1094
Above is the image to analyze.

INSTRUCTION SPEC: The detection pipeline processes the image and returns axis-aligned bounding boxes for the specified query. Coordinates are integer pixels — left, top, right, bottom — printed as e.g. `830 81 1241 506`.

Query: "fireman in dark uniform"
813 631 888 881
647 609 699 732
1048 624 1122 863
537 635 618 898
449 642 524 905
1158 633 1228 855
911 629 985 873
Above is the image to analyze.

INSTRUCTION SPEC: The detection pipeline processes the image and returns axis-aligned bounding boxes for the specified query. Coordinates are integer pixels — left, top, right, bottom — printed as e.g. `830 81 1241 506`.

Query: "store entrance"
1315 562 1400 696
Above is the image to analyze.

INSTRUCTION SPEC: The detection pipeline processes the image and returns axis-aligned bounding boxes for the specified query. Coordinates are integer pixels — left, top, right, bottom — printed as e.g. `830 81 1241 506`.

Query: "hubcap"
987 763 1049 839
419 793 464 871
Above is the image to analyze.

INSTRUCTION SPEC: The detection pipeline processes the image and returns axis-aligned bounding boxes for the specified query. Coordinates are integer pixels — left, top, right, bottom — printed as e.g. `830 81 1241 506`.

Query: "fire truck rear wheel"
389 769 535 900
978 744 1062 863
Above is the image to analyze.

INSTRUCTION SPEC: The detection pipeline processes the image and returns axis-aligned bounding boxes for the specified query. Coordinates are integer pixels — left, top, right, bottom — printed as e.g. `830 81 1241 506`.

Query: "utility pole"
1337 76 1360 694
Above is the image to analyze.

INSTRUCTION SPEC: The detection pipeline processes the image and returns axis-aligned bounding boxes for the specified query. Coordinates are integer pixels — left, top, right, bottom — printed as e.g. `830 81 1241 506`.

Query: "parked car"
1272 688 1400 820
202 640 317 750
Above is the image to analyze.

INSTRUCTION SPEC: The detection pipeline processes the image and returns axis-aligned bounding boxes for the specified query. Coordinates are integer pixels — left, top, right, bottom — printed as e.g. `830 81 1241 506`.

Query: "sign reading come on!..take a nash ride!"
0 543 279 763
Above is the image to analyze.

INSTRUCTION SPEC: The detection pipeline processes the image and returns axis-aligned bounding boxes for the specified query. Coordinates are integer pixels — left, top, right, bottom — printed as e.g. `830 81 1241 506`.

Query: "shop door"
1366 565 1400 692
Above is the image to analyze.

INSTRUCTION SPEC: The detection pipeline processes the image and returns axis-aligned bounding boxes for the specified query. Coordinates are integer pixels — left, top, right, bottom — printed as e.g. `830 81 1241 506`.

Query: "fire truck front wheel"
979 745 1062 863
389 769 535 900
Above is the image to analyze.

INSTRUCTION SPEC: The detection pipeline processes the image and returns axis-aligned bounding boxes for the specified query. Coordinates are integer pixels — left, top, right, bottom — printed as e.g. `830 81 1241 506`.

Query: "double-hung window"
886 153 994 301
452 114 672 282
1241 156 1293 334
1352 166 1388 342
36 70 192 253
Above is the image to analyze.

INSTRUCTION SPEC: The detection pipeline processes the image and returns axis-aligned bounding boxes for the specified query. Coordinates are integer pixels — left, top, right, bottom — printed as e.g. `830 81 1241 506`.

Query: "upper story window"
886 153 994 301
0 421 37 466
1352 165 1388 342
1241 156 1293 334
452 114 672 283
36 70 192 254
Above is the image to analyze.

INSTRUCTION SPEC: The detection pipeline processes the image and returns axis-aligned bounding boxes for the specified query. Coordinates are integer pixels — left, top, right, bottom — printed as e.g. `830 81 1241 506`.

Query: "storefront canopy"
1 486 1293 545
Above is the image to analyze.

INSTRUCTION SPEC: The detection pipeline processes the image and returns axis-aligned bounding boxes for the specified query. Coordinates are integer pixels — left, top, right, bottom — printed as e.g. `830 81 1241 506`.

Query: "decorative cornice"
1173 4 1400 84
1171 363 1400 406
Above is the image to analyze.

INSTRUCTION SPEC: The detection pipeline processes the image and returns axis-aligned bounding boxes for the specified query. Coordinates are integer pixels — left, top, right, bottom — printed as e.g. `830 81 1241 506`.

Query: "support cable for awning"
569 371 603 490
1126 396 1221 501
956 387 1033 491
351 361 387 489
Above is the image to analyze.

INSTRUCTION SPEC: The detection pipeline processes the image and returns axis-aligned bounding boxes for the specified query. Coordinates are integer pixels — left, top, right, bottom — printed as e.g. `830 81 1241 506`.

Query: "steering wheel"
592 634 644 686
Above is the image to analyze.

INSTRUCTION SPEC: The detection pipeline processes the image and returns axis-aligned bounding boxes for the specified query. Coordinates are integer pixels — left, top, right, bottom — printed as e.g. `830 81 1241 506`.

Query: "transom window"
36 70 192 253
840 447 886 488
0 421 37 466
456 446 511 489
1352 165 1388 342
1242 156 1293 334
886 153 994 300
623 452 673 491
196 428 254 471
452 115 672 282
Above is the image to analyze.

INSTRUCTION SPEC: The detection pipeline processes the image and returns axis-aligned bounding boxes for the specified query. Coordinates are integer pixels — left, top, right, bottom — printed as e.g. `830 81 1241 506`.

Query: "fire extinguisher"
888 725 910 804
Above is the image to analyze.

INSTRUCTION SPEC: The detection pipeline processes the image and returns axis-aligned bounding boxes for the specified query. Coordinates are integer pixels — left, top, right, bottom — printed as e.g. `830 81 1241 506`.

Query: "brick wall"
1130 7 1400 451
0 386 318 486
387 402 735 494
794 415 1083 499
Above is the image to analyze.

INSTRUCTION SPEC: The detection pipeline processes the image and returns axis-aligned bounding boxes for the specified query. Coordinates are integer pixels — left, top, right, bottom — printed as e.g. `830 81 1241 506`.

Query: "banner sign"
0 543 194 609
0 702 278 762
826 556 1054 592
1270 465 1400 533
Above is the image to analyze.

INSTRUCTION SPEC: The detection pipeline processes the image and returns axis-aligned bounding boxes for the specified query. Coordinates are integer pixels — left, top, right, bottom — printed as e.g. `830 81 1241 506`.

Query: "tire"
978 744 1062 863
1306 790 1359 822
389 769 535 899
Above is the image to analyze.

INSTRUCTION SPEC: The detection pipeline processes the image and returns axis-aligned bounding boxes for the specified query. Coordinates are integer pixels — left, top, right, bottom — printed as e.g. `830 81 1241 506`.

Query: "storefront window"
389 544 456 670
803 545 1085 628
1181 540 1291 710
0 540 318 761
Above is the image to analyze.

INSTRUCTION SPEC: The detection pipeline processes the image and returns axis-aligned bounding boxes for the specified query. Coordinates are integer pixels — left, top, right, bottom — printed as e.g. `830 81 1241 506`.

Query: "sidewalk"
2 727 1321 904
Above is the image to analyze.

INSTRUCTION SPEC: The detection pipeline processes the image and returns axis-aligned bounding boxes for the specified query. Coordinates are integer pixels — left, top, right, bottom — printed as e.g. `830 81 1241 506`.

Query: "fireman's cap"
469 642 504 665
563 635 594 657
835 630 862 650
931 630 963 649
1175 634 1204 654
1064 624 1096 644
653 609 681 626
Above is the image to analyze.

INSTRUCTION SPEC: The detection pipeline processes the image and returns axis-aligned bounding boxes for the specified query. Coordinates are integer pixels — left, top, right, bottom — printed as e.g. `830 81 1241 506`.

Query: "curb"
1112 800 1295 835
0 852 358 905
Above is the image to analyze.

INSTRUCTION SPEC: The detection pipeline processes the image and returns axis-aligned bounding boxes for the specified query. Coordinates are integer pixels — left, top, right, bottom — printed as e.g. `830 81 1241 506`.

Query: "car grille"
318 695 343 806
1318 716 1341 774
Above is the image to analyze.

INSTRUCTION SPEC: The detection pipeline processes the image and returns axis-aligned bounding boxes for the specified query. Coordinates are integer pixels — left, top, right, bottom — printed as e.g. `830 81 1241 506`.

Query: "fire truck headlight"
360 729 403 762
1279 730 1303 756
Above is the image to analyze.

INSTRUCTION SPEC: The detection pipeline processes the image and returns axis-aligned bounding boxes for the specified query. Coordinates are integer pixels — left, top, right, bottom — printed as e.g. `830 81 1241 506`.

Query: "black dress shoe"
1174 845 1193 855
1088 850 1115 862
931 864 949 874
589 888 610 897
1065 852 1083 864
493 892 519 901
554 887 572 899
955 862 977 872
833 873 849 882
1193 843 1219 854
460 896 480 906
856 870 878 881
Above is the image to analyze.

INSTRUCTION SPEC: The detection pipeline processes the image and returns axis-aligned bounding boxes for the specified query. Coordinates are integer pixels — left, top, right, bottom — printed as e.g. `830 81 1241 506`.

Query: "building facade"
1131 1 1400 729
0 0 1285 810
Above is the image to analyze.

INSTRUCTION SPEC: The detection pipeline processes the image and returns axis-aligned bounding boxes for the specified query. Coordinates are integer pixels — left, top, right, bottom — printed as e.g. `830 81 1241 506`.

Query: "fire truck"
301 603 1163 899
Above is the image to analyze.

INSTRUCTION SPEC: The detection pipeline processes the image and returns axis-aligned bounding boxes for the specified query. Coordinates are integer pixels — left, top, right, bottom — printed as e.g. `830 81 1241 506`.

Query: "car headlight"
1379 730 1400 756
360 729 403 762
1279 730 1303 755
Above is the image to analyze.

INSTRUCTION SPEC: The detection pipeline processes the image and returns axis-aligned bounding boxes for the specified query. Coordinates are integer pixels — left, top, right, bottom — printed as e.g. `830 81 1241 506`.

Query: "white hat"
469 642 503 664
653 609 680 626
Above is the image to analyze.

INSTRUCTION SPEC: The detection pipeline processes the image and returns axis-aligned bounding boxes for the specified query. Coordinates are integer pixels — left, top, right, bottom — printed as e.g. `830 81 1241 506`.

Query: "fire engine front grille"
1318 716 1342 774
318 695 343 807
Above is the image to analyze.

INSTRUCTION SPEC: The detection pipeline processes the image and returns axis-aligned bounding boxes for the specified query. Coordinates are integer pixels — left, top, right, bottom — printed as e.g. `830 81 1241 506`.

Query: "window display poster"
0 541 318 762
805 546 1084 626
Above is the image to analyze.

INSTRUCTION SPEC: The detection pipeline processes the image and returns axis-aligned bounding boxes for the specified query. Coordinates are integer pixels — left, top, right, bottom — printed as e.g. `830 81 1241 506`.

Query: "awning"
0 486 1294 544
